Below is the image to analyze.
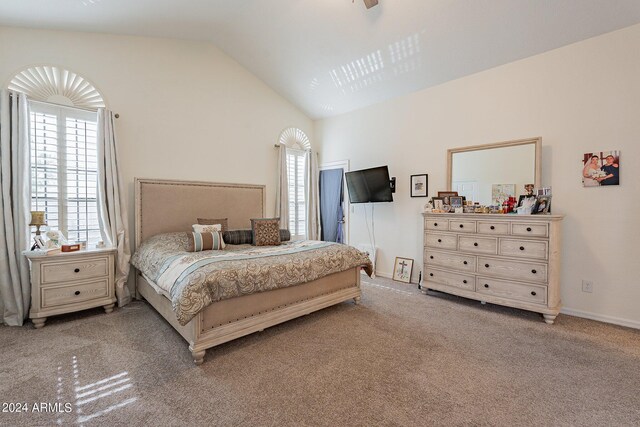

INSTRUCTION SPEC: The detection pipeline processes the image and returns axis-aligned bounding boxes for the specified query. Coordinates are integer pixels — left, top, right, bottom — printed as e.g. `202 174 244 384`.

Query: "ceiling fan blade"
363 0 378 9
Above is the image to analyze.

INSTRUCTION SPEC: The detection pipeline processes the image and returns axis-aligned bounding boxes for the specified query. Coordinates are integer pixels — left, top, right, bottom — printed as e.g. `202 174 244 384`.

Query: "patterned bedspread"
130 232 373 325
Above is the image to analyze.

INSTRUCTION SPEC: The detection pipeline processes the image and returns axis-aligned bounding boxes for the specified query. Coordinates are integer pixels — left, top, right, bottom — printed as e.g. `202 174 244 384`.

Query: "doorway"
319 160 349 244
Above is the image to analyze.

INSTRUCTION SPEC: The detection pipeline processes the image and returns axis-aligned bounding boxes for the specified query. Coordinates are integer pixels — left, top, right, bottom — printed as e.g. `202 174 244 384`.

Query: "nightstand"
24 247 117 328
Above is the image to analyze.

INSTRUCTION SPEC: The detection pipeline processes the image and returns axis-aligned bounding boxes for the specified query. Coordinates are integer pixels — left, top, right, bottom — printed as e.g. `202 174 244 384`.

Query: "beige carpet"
1 275 639 426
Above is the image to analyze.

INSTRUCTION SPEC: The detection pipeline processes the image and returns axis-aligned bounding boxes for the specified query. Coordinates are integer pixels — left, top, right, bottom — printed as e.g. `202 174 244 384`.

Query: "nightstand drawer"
41 257 109 284
41 278 110 308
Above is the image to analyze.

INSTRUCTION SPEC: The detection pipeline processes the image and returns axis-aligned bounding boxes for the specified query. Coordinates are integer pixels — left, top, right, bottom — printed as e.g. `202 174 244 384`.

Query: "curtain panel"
0 90 31 326
305 150 321 240
275 144 289 230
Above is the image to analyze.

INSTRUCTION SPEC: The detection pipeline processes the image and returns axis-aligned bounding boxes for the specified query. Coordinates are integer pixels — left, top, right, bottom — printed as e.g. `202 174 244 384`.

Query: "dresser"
422 213 563 323
25 248 117 328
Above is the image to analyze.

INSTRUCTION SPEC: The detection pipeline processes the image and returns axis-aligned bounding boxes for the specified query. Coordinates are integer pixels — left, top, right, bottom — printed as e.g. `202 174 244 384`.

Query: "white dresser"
25 248 117 328
422 213 563 323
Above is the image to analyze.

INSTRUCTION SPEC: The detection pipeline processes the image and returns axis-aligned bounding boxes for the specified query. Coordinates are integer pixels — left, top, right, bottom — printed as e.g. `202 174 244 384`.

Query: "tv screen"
345 166 393 204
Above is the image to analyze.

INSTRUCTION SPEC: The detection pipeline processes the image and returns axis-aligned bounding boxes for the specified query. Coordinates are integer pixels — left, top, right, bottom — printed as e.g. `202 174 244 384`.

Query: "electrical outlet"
582 280 594 293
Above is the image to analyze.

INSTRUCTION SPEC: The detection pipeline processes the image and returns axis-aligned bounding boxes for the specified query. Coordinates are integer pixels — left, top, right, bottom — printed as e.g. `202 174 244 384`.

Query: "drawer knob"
429 273 434 277
531 291 537 296
74 268 80 273
463 261 468 265
526 227 532 232
520 246 525 251
484 284 489 288
74 291 80 296
473 242 478 247
437 239 442 243
434 223 438 226
531 269 537 274
463 280 467 284
459 224 464 228
430 256 434 259
490 226 495 230
485 264 490 268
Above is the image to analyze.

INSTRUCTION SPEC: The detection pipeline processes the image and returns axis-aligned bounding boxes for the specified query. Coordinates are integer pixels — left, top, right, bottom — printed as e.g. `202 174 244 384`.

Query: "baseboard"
561 307 640 330
362 270 417 285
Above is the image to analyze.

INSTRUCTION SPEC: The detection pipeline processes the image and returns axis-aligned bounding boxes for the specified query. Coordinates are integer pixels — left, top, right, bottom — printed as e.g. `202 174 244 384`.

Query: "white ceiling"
2 0 640 119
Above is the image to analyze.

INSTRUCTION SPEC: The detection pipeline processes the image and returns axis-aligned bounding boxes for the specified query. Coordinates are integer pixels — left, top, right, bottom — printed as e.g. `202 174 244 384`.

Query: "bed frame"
134 178 362 365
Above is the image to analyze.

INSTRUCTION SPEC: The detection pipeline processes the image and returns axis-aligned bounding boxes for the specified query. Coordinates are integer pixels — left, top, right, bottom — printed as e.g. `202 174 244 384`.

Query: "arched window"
9 65 105 244
278 128 310 238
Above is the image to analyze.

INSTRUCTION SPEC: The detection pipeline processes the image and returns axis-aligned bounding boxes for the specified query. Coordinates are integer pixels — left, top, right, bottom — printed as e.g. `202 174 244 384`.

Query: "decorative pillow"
187 231 225 252
223 229 291 245
192 223 222 233
197 217 229 233
251 218 281 246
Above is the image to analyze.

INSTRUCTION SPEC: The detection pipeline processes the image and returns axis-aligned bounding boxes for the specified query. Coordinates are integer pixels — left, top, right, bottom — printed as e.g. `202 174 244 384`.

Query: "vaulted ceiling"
2 0 640 119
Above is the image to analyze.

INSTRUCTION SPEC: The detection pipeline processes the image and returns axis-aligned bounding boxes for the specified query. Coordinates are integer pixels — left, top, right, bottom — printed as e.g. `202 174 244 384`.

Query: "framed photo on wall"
410 174 428 197
392 257 414 283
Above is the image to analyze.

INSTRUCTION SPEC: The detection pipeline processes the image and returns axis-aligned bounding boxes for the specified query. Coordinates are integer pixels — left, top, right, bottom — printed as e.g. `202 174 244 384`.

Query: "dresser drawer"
425 250 476 273
511 222 549 238
458 236 498 255
448 219 476 233
41 257 109 285
425 218 448 231
425 268 474 291
425 233 457 250
41 278 110 309
477 221 510 235
476 277 547 305
477 256 548 283
499 239 548 260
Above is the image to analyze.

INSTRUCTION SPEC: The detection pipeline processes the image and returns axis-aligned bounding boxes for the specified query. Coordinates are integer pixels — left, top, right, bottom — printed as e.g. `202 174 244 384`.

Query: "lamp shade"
29 211 47 226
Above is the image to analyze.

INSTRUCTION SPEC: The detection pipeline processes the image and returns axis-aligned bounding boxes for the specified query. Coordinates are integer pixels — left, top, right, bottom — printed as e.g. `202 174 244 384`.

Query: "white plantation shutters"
287 148 306 238
30 101 100 244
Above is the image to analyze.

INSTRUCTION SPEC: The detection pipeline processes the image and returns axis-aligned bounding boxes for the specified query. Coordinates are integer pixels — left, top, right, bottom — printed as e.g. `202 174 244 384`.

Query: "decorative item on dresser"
422 213 563 324
24 248 117 328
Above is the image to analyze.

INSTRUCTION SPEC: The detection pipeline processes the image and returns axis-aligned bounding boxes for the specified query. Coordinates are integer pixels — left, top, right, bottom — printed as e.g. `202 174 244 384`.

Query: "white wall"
0 26 313 290
317 24 640 328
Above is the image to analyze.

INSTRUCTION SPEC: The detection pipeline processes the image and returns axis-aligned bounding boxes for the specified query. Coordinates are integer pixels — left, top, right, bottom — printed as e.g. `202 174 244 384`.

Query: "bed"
131 178 372 364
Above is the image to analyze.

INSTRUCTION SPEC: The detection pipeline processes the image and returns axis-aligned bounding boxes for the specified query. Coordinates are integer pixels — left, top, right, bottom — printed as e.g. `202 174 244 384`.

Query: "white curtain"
275 144 289 230
0 90 31 326
96 109 131 307
305 150 321 240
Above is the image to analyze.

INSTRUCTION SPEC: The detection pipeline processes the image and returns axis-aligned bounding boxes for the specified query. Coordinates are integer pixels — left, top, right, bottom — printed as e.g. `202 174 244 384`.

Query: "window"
30 101 101 245
287 148 306 238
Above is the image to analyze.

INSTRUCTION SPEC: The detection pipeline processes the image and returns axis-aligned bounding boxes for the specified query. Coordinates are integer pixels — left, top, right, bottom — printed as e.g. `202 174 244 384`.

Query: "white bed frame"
134 178 362 365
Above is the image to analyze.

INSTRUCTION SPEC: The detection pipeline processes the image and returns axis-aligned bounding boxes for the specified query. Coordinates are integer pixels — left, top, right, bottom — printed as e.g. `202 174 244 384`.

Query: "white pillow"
192 224 222 233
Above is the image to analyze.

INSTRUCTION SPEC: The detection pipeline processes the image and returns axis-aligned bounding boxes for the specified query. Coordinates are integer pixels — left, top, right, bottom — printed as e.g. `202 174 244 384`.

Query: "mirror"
447 138 541 206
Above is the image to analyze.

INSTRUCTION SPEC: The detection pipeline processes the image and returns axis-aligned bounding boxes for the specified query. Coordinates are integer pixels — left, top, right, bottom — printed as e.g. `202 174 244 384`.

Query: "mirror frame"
447 137 542 191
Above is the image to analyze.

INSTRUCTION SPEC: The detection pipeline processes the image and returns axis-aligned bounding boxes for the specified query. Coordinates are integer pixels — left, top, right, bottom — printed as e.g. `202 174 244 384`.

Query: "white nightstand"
24 247 117 328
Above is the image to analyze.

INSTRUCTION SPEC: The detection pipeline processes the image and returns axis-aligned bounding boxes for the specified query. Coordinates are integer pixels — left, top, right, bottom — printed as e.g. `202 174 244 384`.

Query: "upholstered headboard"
134 178 266 248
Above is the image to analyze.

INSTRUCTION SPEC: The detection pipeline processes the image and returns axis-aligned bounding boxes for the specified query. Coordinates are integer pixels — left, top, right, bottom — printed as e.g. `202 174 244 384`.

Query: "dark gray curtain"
319 168 344 243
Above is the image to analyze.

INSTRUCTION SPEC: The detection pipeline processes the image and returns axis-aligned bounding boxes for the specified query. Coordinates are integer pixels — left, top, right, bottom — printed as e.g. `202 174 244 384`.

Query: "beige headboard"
135 178 266 248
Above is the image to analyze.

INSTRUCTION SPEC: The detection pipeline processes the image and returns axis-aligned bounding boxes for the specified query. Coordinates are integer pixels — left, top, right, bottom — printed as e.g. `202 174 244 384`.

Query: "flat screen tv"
345 166 393 203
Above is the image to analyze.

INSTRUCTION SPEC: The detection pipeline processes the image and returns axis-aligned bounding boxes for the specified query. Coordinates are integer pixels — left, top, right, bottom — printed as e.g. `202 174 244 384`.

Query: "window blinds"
286 149 306 238
30 102 101 245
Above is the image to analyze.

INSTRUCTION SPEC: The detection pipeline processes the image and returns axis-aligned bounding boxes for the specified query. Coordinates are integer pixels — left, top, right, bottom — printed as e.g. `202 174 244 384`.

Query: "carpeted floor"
1 275 639 426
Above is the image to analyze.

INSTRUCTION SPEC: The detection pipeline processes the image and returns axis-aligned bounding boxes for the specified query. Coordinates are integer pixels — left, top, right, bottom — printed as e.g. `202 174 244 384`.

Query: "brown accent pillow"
197 217 229 233
251 218 281 246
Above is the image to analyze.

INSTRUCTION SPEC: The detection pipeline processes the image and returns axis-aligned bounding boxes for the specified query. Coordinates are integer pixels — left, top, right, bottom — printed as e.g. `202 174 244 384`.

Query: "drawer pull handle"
484 284 489 288
490 226 495 230
430 256 434 259
74 268 80 273
74 291 81 296
434 223 438 227
484 264 490 268
463 280 467 284
531 269 537 274
473 242 478 247
459 224 464 228
437 239 442 243
526 227 532 232
520 246 525 251
531 291 537 296
429 273 434 277
463 261 468 265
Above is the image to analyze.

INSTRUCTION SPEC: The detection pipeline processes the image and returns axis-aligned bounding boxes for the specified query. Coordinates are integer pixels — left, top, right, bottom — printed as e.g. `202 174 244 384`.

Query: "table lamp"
29 211 47 236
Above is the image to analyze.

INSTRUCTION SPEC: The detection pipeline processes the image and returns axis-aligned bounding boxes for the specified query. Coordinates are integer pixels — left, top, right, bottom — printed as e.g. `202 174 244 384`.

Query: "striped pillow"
222 229 292 245
187 231 225 252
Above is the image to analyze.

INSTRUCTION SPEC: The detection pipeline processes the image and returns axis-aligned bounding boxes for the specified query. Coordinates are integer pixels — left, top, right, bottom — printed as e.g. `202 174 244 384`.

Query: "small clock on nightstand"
24 247 117 328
